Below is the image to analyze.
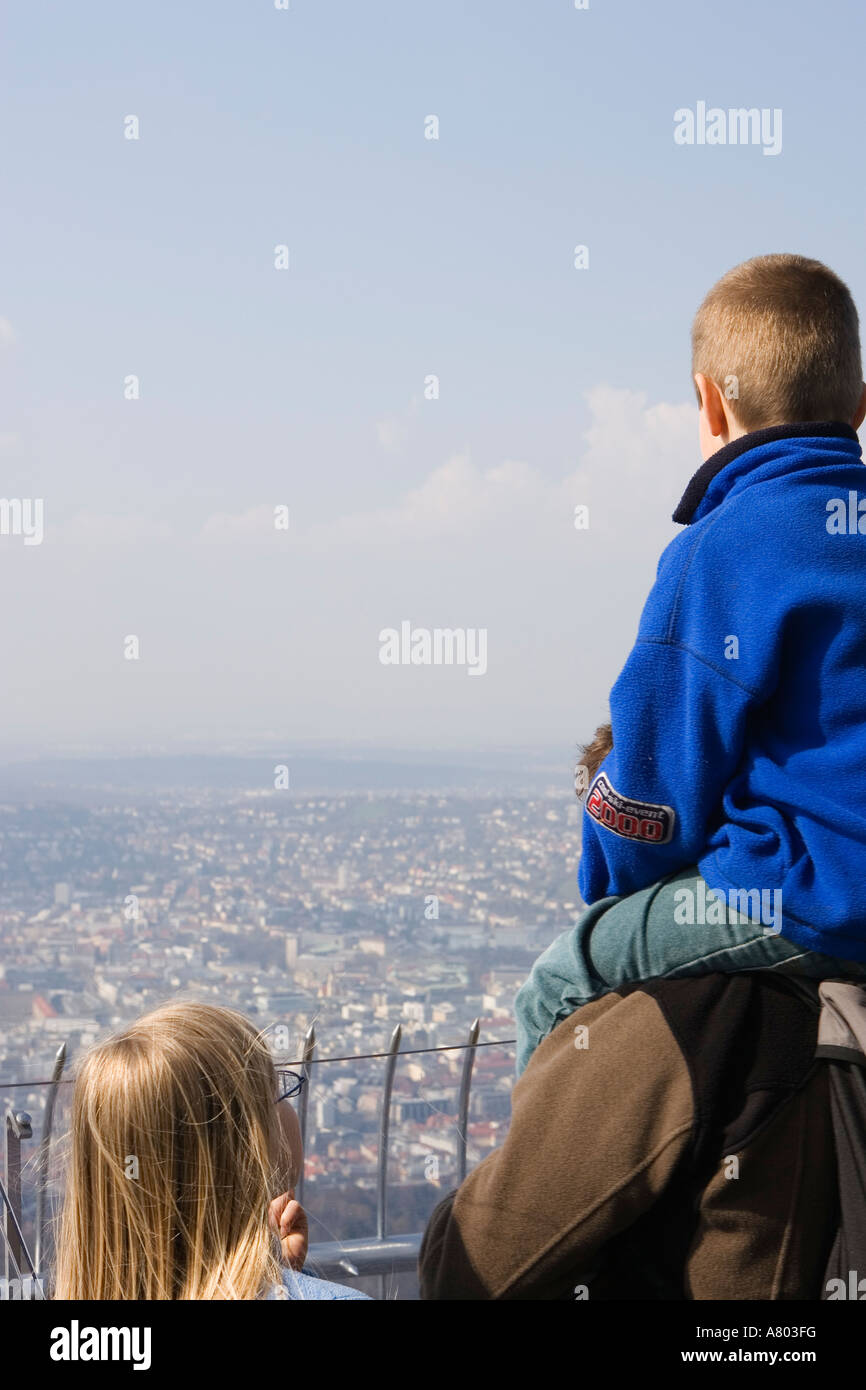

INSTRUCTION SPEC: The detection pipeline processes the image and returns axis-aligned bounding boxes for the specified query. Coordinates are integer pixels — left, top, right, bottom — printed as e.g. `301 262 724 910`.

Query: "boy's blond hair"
692 254 862 431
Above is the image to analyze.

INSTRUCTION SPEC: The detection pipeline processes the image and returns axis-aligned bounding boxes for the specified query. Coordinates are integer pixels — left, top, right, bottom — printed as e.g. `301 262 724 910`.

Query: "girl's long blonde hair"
55 1001 288 1299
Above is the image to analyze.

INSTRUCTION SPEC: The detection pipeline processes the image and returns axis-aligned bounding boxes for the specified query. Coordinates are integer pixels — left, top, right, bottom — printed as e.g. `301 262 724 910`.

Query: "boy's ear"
852 383 866 432
694 372 728 438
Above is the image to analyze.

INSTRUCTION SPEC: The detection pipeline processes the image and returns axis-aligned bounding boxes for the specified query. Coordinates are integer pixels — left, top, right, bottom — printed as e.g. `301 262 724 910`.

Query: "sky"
1 0 865 761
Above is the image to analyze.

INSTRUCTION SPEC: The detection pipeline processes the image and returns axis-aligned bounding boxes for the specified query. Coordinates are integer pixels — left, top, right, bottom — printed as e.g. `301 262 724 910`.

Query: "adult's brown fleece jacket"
419 971 837 1300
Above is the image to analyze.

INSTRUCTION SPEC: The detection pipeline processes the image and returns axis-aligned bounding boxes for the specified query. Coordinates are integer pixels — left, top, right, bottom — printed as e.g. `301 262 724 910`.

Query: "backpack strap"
816 981 866 1299
815 980 866 1068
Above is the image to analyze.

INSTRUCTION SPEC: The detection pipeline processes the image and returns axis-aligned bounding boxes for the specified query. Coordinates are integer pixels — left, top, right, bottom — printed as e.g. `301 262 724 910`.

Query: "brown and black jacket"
420 971 837 1300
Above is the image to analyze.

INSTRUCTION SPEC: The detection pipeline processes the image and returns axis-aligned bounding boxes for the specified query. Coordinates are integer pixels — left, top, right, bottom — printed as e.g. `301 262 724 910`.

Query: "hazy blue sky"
1 0 865 759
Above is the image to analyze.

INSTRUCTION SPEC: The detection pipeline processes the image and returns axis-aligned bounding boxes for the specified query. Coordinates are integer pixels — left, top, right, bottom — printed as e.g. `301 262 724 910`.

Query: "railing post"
376 1024 402 1302
296 1024 316 1204
376 1024 402 1242
34 1041 67 1277
4 1111 33 1282
457 1018 480 1184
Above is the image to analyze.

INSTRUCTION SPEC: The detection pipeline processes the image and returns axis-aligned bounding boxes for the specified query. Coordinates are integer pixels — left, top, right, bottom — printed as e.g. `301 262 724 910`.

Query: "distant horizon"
0 744 578 799
0 739 573 767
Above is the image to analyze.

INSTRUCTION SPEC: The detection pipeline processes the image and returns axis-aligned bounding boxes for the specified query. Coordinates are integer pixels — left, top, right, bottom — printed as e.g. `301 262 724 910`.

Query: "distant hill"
0 750 570 800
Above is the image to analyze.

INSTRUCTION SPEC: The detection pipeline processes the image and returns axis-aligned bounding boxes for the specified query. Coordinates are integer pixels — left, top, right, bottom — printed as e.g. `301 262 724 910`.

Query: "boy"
516 253 866 1074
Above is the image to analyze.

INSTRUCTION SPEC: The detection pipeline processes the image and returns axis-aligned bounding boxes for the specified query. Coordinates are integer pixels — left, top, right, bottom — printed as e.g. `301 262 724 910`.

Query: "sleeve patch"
586 774 675 845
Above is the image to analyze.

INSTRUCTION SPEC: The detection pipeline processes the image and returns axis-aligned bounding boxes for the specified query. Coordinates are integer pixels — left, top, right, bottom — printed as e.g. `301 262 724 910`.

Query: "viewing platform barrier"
1 1025 515 1298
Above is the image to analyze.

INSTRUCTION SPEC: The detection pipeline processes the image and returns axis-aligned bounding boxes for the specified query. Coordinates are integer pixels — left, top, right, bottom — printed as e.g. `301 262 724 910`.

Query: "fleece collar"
672 422 860 525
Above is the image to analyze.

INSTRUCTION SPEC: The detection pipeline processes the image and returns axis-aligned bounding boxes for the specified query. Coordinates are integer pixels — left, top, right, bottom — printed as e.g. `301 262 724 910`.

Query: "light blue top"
266 1268 370 1301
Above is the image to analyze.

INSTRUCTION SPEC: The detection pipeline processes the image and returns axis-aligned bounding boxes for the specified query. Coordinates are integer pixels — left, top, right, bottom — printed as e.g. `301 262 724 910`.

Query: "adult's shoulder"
632 971 819 1097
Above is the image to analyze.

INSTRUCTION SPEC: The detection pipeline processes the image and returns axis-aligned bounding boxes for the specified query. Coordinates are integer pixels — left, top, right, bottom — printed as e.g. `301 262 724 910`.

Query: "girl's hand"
269 1190 309 1270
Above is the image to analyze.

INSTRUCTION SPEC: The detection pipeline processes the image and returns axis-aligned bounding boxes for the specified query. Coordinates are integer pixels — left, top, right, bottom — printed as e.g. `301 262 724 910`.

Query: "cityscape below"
0 755 584 1285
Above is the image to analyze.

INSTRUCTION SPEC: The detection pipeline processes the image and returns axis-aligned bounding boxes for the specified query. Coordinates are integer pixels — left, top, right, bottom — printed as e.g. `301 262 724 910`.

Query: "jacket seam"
635 636 761 697
666 530 705 639
666 503 739 637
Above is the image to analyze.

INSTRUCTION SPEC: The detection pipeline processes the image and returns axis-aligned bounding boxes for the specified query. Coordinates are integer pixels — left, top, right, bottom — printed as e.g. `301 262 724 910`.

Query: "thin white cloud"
0 389 702 749
61 389 694 554
375 415 409 452
199 505 286 544
50 513 175 546
300 388 696 551
375 394 423 453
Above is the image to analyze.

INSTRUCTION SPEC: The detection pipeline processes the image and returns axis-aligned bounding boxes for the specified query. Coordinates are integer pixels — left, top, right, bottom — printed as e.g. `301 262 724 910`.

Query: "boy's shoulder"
659 457 861 582
670 443 866 558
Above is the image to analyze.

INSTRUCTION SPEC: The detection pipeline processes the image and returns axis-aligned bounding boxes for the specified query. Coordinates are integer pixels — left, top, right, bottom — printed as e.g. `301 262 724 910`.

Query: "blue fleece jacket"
579 422 866 963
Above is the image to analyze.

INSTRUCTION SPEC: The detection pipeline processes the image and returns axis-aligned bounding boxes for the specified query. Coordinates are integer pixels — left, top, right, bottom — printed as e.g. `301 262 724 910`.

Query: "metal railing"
2 1039 67 1293
291 1018 505 1293
1 1025 515 1298
2 1111 40 1293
